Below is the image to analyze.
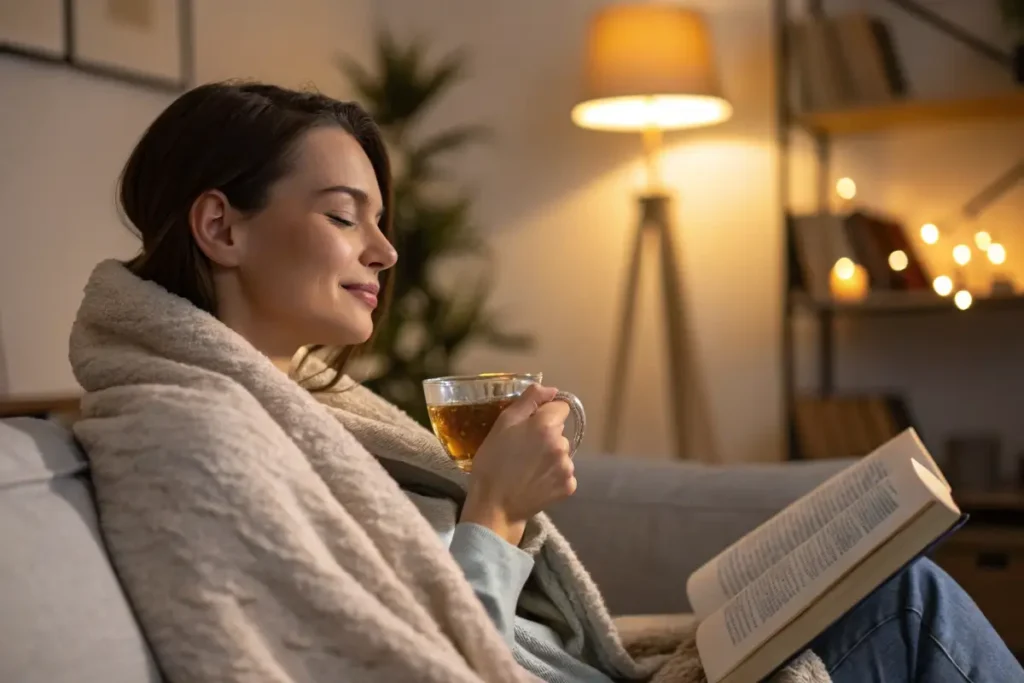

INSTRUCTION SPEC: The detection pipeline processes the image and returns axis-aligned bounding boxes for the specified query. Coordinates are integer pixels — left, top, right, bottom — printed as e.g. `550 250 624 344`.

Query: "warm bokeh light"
952 244 971 266
920 223 939 244
835 177 857 200
988 243 1007 265
888 250 908 272
571 95 732 131
933 275 953 296
974 231 992 251
833 257 855 280
954 289 973 310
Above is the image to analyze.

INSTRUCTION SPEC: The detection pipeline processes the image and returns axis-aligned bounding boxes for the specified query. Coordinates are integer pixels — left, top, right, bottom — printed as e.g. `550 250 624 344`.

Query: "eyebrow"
315 185 383 218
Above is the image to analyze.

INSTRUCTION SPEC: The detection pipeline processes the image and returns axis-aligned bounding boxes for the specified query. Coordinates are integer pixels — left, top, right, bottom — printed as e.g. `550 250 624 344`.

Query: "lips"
342 282 379 309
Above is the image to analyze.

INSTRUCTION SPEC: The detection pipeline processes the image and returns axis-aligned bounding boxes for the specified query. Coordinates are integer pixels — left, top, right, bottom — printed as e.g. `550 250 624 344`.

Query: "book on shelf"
790 213 851 300
685 428 965 683
793 393 916 461
789 211 929 302
791 12 907 112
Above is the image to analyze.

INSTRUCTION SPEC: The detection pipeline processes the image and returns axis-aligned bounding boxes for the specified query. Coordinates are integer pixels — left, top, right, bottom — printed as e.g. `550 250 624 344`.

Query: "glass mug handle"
553 391 587 457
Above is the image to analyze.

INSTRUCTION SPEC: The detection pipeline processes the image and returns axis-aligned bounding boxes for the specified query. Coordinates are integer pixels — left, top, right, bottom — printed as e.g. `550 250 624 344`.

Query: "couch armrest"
546 455 851 616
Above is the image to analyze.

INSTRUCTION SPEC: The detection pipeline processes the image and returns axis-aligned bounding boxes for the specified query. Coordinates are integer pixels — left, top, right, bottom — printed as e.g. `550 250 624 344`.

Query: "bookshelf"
774 0 1024 460
789 290 1024 316
797 90 1024 135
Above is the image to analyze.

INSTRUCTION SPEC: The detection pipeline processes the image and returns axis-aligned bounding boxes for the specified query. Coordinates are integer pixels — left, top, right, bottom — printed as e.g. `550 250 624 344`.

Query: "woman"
69 81 1021 683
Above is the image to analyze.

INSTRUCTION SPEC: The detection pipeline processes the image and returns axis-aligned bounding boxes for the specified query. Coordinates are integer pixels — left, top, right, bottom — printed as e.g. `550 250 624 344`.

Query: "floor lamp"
571 4 732 457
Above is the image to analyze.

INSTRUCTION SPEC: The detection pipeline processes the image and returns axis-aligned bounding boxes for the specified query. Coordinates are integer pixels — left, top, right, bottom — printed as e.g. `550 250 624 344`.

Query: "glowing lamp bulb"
888 250 908 272
988 243 1006 265
835 177 856 200
834 257 856 280
933 275 953 296
974 231 992 251
920 223 939 244
952 244 971 266
954 290 972 310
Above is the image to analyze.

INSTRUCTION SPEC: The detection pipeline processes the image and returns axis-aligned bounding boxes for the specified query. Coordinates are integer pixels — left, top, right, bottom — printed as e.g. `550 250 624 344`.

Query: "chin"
322 318 374 347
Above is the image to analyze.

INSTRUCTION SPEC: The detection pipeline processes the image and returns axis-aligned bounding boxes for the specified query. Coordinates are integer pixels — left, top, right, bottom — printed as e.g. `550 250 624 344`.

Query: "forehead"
286 126 382 206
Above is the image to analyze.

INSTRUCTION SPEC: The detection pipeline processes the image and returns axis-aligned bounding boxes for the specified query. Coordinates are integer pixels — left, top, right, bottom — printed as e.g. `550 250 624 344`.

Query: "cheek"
247 219 362 315
317 229 359 272
251 217 344 275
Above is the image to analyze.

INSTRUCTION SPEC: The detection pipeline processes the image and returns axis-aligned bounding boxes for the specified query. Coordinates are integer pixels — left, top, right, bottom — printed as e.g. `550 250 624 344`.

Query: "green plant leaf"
404 125 491 184
339 29 532 421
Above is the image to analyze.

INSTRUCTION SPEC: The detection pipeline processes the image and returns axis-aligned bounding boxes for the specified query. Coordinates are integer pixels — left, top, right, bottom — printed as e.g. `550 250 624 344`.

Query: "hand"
460 383 577 546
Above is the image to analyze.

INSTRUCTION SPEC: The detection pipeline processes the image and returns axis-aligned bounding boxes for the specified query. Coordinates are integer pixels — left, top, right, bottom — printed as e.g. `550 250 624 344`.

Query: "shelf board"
0 394 81 418
796 90 1024 135
789 289 1024 316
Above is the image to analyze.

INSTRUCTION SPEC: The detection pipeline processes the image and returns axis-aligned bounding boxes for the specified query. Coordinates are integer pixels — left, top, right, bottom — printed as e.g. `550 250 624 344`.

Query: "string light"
920 223 939 244
974 231 992 251
834 257 856 280
933 275 953 296
988 243 1006 265
835 178 856 200
888 250 908 271
954 290 973 310
952 244 971 266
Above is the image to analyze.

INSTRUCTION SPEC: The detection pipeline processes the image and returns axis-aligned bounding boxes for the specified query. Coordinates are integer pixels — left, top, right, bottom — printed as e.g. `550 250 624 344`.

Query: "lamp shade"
572 4 732 132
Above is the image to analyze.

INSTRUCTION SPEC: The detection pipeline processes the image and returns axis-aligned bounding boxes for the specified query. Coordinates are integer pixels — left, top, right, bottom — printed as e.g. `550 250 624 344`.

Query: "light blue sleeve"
449 522 535 645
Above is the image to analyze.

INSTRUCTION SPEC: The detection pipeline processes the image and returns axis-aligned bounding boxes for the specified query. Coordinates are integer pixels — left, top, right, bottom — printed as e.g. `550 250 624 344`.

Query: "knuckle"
543 431 565 452
559 455 574 477
564 476 578 496
541 414 565 431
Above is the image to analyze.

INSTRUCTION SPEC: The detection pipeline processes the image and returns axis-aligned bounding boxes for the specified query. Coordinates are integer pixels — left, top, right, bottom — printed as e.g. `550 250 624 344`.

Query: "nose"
360 223 398 272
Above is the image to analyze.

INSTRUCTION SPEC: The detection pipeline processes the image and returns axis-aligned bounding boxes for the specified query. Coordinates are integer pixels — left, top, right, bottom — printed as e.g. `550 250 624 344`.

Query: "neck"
271 356 294 376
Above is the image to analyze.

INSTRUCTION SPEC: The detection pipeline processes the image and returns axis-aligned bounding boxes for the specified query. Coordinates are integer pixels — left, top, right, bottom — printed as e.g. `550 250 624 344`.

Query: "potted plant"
338 32 533 426
1000 0 1024 82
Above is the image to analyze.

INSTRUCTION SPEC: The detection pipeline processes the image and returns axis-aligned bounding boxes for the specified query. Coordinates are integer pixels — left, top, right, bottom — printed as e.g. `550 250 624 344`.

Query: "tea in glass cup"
422 373 586 471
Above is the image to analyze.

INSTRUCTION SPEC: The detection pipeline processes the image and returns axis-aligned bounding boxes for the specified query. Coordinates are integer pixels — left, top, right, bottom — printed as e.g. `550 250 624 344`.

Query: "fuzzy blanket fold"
68 259 831 683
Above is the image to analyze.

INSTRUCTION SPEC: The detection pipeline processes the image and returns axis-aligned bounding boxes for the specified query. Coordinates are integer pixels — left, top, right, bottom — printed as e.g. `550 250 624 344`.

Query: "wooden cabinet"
932 507 1024 655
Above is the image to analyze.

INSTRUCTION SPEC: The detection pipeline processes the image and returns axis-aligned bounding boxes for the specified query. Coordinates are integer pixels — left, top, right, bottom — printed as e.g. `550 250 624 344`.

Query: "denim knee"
902 557 943 607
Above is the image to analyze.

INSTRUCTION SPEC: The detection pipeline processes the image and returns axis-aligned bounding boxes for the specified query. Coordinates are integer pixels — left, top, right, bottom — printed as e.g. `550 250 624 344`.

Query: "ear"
189 189 247 267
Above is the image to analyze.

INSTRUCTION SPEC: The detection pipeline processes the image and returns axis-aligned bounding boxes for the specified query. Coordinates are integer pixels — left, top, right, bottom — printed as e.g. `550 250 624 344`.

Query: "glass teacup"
422 373 586 471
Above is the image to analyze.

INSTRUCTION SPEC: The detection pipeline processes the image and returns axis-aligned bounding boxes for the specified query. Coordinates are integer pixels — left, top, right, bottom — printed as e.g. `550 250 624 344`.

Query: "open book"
686 428 965 683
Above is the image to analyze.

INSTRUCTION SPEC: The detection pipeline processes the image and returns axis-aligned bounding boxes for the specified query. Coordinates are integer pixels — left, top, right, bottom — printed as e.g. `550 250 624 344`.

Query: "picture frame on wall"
0 0 192 93
0 0 66 59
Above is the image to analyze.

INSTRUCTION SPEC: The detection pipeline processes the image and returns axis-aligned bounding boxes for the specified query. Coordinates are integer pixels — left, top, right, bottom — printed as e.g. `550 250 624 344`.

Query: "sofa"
0 415 847 682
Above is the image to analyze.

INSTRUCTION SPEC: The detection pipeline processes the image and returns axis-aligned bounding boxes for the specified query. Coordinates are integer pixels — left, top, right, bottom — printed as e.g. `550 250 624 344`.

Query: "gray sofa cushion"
549 454 850 616
0 417 162 682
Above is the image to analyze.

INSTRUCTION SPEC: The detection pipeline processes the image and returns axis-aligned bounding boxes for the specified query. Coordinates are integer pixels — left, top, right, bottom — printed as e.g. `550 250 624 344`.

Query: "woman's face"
194 126 397 358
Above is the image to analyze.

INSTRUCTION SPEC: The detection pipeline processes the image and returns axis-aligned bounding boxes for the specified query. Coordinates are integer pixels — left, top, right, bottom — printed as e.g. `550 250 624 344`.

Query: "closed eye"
326 213 356 228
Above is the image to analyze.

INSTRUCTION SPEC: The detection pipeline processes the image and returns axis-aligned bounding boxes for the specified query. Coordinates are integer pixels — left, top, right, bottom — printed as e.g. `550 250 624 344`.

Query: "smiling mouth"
342 284 378 309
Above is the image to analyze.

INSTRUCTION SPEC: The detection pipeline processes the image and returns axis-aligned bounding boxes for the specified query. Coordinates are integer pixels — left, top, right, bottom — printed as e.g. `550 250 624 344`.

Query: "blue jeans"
808 557 1023 682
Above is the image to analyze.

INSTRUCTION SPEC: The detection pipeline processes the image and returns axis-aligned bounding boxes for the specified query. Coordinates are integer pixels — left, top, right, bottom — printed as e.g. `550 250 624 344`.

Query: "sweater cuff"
449 522 535 642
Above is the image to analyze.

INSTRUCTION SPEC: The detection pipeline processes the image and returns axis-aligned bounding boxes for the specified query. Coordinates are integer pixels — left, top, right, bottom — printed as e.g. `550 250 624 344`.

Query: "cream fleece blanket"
69 259 831 683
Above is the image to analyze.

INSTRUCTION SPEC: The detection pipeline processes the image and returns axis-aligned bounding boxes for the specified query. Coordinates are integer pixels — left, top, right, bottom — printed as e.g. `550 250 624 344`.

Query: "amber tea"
427 398 515 470
422 373 587 472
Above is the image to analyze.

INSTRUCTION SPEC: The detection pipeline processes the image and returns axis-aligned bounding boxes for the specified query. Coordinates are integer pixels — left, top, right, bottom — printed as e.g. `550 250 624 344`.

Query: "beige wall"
0 0 372 395
368 0 1024 464
372 0 783 462
2 0 1021 464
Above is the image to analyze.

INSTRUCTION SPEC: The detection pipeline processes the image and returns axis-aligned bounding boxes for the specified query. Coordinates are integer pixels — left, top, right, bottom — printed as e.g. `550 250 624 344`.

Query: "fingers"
554 455 577 497
534 398 570 428
494 383 558 427
564 475 578 497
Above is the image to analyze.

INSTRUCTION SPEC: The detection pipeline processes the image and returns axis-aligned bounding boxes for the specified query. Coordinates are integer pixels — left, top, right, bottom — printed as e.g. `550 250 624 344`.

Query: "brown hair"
118 81 393 384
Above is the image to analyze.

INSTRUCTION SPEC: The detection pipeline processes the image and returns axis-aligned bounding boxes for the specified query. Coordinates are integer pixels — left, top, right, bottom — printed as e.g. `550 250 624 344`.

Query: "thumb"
495 383 557 427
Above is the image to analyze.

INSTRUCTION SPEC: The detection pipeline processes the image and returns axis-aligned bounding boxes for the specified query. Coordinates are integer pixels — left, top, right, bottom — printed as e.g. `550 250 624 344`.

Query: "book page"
696 458 942 683
686 428 934 620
